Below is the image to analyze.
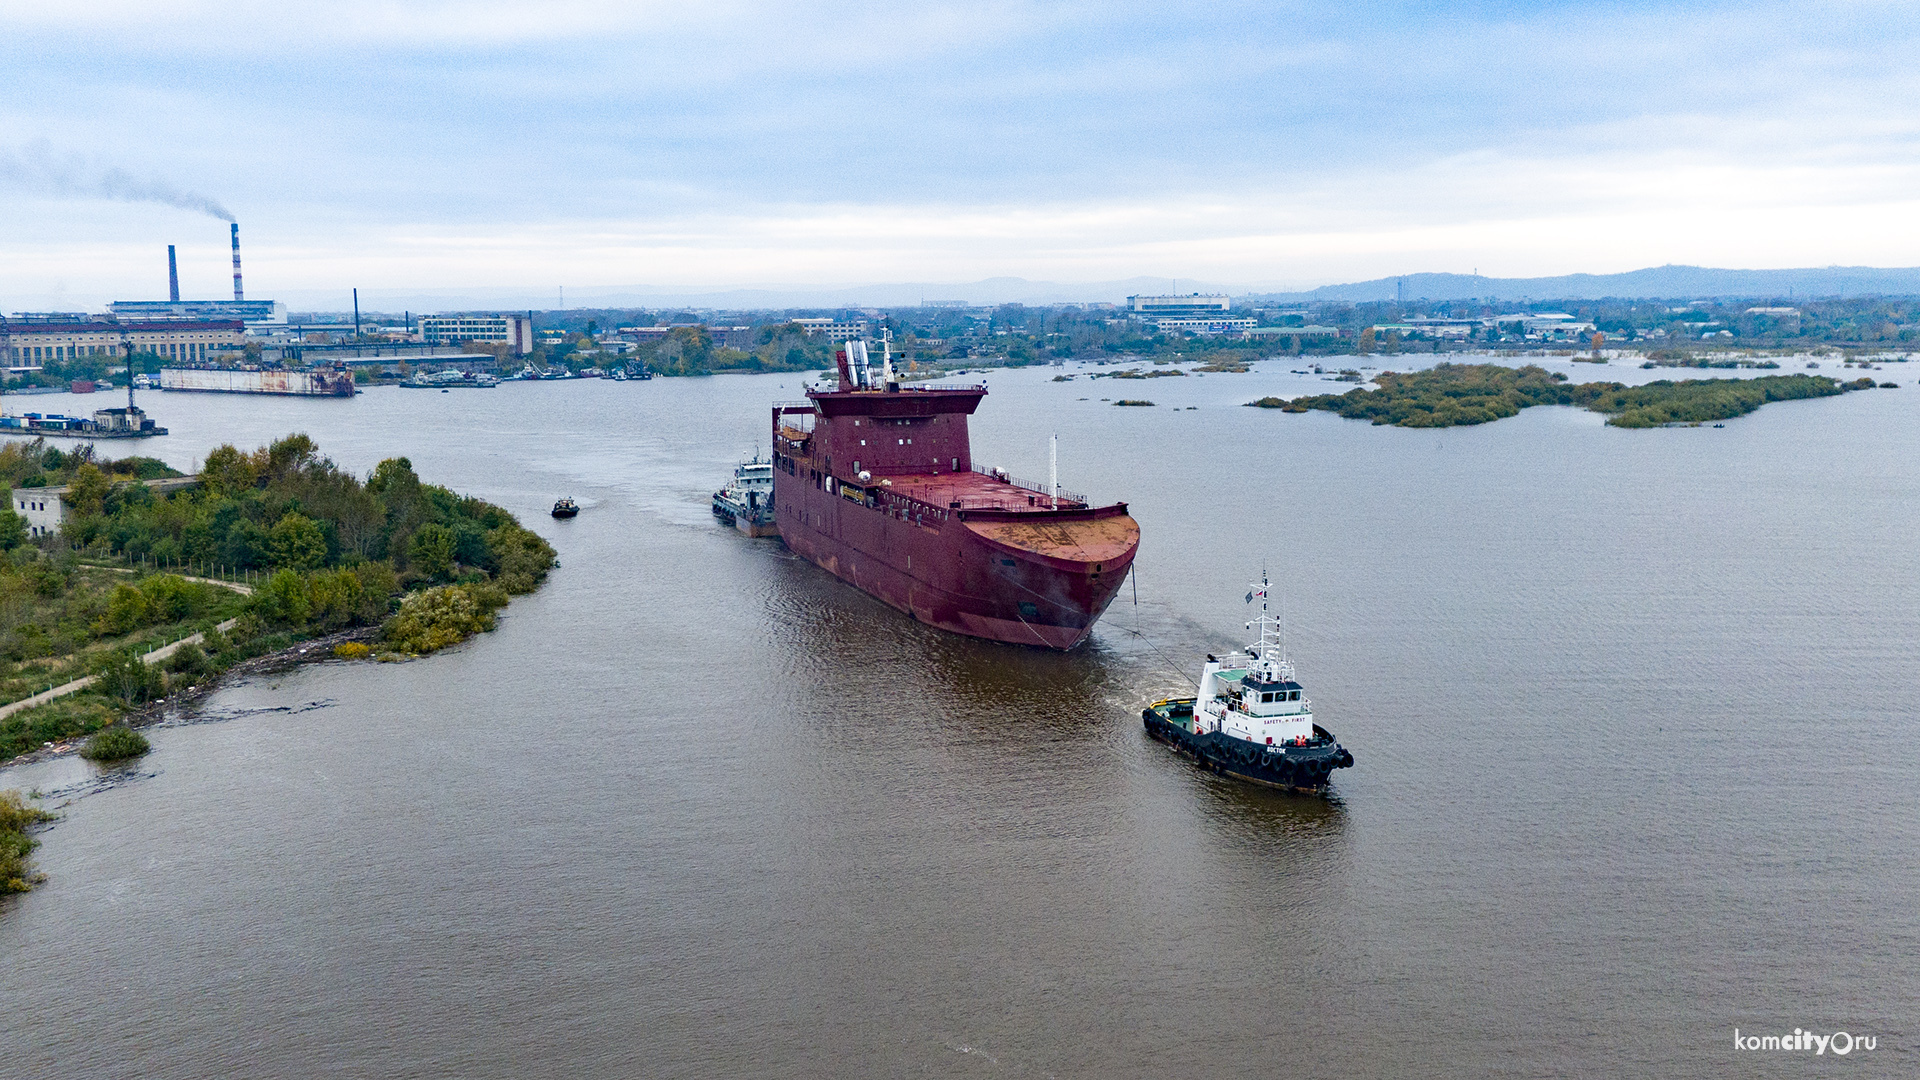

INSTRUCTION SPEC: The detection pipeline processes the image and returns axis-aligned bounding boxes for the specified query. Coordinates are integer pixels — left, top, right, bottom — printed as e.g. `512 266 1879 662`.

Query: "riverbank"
0 433 558 890
1 624 377 770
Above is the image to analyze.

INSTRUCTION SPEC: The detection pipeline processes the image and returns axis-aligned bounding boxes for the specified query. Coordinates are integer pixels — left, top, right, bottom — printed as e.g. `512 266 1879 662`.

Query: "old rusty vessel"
160 364 356 397
772 340 1139 650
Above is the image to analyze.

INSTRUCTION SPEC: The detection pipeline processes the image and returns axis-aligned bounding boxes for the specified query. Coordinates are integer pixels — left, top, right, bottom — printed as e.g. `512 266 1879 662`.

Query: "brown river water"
2 357 1916 1077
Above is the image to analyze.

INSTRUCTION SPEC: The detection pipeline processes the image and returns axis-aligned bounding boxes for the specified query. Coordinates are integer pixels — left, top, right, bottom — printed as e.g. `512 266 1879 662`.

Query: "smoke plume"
0 140 234 222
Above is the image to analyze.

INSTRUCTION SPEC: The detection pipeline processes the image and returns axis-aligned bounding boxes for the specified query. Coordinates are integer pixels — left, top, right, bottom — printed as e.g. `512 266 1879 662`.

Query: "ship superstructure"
771 339 1139 650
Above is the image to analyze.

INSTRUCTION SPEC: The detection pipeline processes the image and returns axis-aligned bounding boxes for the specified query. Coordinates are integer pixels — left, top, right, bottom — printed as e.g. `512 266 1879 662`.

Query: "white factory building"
418 314 534 356
792 318 868 343
1127 293 1233 317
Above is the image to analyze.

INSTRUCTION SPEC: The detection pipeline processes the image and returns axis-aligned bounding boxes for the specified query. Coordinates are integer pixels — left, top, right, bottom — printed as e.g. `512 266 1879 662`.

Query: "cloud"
1 0 1919 295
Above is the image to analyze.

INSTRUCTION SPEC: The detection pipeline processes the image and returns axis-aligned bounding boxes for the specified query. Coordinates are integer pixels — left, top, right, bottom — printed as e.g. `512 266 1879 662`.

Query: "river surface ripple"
2 357 1917 1077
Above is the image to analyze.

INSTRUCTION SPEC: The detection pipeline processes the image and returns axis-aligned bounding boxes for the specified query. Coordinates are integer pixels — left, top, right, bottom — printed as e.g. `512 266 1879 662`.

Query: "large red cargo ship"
771 347 1139 650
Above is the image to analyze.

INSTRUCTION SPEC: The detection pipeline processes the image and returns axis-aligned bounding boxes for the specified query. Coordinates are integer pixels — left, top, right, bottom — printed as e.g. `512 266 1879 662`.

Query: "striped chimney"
231 223 244 301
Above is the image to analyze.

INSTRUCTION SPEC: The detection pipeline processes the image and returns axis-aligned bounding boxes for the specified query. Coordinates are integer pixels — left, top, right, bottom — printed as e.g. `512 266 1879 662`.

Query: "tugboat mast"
1244 571 1293 686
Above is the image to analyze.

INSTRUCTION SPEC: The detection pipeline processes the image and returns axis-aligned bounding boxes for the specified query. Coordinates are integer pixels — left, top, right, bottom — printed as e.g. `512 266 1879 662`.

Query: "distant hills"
1247 265 1920 303
275 265 1920 315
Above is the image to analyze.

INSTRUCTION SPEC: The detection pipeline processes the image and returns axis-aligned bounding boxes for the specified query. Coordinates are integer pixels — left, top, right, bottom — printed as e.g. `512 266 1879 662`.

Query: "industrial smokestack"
168 245 180 302
231 222 244 301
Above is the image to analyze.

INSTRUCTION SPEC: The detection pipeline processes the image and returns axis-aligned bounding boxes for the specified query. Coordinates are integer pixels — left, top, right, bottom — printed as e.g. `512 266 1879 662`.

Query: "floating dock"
160 366 355 397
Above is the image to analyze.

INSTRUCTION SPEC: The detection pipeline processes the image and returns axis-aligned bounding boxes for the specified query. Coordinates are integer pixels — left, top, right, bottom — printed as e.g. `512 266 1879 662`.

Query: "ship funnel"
847 339 871 388
230 222 244 301
167 245 180 302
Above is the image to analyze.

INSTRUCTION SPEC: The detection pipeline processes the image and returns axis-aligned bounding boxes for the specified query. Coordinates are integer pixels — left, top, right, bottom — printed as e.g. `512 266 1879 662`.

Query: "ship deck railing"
972 463 1086 506
867 485 1091 522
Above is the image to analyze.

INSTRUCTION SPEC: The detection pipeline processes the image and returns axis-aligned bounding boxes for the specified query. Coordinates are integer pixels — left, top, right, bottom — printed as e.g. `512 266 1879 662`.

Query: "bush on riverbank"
1 789 55 893
380 583 509 656
0 696 118 761
94 650 164 706
79 725 149 762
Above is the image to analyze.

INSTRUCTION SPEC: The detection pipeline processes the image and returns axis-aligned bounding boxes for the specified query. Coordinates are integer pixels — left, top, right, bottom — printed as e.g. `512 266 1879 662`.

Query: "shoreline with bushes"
0 435 558 890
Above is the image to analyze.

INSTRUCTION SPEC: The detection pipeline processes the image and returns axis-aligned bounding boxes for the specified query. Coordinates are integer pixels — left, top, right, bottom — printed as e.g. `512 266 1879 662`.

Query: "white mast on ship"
1243 571 1293 686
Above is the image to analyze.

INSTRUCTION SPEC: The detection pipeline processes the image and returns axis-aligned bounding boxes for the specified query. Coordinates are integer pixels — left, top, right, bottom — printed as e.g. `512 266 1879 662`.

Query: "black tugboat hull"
1143 701 1354 791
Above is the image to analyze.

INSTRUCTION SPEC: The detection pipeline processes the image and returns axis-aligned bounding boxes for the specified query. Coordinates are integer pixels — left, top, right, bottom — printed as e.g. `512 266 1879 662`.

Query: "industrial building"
1127 294 1233 318
109 300 285 328
791 318 867 342
110 225 283 330
2 317 246 366
1124 294 1249 334
1146 315 1257 335
418 314 533 355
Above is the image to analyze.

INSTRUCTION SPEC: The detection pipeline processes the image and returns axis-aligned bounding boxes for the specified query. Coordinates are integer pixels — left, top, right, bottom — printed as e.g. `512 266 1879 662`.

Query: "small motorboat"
551 497 580 518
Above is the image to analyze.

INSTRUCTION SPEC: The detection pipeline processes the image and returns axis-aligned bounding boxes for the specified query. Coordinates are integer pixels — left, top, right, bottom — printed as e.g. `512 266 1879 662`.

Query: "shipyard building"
418 314 533 355
3 316 246 366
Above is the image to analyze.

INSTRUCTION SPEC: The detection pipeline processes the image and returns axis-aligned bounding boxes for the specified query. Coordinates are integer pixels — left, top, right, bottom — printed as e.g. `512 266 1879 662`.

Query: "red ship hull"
771 381 1139 650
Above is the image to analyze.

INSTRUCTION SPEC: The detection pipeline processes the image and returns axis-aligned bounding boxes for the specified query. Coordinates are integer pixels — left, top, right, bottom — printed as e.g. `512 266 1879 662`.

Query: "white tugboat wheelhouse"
1192 576 1314 747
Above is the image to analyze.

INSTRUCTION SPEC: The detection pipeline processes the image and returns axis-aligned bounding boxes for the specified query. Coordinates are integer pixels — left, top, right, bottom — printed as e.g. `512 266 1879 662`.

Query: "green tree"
96 650 162 706
254 569 311 626
409 523 457 579
268 512 328 570
96 584 153 636
200 444 258 496
64 463 110 519
306 568 365 629
0 509 25 550
262 434 319 484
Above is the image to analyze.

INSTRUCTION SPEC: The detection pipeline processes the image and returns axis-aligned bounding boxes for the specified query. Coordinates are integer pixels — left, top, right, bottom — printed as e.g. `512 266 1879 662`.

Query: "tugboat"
551 497 580 519
1142 574 1354 791
711 455 777 537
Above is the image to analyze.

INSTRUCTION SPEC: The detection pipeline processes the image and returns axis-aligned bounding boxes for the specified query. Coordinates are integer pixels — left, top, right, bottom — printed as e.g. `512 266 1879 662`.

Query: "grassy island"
0 434 556 765
1249 363 1877 428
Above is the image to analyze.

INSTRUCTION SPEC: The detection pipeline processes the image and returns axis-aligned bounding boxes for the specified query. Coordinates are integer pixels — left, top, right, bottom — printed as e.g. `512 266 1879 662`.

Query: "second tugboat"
1143 574 1355 791
711 455 777 537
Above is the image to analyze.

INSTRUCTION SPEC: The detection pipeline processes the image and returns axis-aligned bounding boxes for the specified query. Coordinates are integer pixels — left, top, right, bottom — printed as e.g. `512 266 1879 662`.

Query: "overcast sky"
2 0 1916 306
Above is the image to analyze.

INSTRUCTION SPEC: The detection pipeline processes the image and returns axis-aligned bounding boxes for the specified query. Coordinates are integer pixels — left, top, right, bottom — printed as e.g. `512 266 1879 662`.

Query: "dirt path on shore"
0 571 256 724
